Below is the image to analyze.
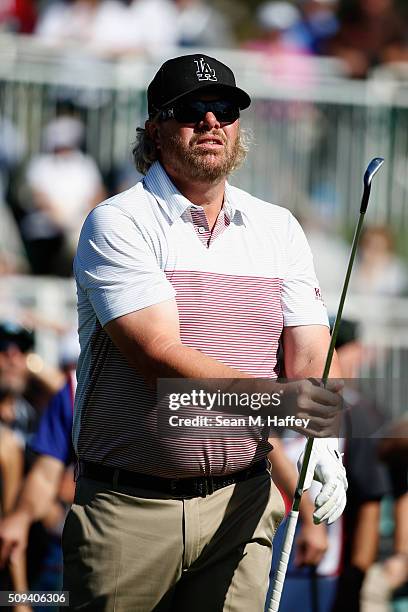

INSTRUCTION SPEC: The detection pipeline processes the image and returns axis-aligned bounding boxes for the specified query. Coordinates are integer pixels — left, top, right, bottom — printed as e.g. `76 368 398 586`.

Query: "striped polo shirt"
73 161 328 478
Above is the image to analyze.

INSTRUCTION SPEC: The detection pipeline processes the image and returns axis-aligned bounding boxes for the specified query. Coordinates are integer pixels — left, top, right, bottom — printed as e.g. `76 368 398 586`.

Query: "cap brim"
161 83 251 112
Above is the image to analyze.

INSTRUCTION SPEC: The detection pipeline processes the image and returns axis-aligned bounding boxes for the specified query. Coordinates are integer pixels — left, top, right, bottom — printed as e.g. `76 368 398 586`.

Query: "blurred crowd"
0 317 406 612
0 0 407 280
0 321 77 612
0 2 407 611
0 0 407 75
2 98 408 295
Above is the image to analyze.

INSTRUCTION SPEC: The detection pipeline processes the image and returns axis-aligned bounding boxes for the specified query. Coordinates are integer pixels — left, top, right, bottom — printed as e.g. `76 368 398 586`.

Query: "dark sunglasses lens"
174 101 239 123
210 101 240 122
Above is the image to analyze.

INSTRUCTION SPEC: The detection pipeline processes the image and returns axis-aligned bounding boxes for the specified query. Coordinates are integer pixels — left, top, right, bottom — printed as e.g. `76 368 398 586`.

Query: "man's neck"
164 166 226 230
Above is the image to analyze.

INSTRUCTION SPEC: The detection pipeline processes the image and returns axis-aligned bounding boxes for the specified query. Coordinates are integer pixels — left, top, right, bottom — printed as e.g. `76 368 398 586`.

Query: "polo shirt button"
198 226 206 234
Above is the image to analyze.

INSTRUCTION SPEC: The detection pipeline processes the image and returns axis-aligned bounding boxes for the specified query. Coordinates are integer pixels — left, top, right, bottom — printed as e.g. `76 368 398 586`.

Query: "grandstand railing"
1 35 408 232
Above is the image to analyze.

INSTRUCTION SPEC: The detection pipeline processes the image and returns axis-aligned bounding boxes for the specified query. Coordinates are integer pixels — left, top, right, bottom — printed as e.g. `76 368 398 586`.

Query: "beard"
160 127 247 183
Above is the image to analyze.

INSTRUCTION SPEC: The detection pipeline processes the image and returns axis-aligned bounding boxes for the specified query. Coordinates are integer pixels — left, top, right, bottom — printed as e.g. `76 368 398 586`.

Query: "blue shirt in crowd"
29 378 75 466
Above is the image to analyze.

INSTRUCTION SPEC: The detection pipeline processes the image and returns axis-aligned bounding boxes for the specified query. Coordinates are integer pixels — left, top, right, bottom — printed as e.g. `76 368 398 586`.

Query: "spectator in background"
351 225 408 297
267 319 389 612
0 334 78 610
326 0 408 78
287 0 340 56
35 0 132 56
0 331 78 610
20 115 105 276
243 1 316 86
36 0 180 56
0 321 66 438
0 115 25 202
124 0 178 54
0 200 29 275
361 418 408 611
0 111 29 274
0 427 23 519
0 425 29 612
331 321 390 612
0 0 36 34
174 0 234 48
244 1 303 55
0 322 37 446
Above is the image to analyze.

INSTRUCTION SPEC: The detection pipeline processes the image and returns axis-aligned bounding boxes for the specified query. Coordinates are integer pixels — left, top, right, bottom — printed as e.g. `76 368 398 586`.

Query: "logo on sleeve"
314 287 323 302
194 58 217 82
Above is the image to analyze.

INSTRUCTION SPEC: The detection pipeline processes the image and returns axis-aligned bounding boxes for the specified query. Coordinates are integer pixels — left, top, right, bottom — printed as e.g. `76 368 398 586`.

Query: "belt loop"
112 469 120 487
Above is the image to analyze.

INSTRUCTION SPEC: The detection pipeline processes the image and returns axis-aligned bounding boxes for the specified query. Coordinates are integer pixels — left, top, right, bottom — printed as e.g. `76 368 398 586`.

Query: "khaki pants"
62 471 285 612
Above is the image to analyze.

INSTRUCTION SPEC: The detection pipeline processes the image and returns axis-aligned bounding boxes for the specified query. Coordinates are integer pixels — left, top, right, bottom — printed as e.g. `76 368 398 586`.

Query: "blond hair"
132 125 252 175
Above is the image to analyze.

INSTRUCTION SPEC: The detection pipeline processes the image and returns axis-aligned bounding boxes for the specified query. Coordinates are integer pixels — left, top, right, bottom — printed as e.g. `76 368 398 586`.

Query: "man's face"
0 344 29 397
151 95 243 183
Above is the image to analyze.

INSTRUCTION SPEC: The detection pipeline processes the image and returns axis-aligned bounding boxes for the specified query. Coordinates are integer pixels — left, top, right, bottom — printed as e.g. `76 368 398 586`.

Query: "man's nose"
199 112 221 130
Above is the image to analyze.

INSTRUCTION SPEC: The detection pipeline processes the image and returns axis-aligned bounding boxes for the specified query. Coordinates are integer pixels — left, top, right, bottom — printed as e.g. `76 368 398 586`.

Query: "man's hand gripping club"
292 378 347 525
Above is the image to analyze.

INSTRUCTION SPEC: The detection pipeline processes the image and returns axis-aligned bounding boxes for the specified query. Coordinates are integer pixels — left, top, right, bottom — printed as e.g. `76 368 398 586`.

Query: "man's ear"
145 120 160 148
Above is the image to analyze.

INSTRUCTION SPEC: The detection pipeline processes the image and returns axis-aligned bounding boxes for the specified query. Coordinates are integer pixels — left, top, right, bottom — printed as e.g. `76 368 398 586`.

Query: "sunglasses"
159 100 240 124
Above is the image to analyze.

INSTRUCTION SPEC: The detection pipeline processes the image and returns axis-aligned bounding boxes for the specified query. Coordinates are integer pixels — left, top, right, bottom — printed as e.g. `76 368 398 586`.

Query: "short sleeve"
281 213 329 327
74 204 176 327
29 383 74 466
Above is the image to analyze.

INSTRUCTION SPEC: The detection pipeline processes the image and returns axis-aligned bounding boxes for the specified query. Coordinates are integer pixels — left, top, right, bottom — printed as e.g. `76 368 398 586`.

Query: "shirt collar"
144 161 248 225
223 181 248 222
143 161 191 223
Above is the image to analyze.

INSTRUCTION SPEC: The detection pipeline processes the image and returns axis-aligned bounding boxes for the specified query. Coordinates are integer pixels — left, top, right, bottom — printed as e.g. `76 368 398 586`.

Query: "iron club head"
361 157 384 213
364 157 385 188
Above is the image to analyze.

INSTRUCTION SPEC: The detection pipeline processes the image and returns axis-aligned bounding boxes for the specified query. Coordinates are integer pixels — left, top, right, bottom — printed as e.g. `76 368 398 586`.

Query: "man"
0 425 28 612
0 332 79 601
361 418 408 611
0 320 66 442
0 373 75 573
0 322 37 446
22 115 105 276
64 54 347 611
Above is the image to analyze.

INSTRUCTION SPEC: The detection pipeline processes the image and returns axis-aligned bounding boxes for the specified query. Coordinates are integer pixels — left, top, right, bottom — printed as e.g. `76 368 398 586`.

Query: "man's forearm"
15 457 64 524
107 326 289 408
394 493 408 553
351 502 381 571
105 315 342 428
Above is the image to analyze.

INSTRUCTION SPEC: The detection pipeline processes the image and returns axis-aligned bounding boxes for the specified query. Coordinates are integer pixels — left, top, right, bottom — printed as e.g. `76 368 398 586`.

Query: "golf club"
268 156 385 612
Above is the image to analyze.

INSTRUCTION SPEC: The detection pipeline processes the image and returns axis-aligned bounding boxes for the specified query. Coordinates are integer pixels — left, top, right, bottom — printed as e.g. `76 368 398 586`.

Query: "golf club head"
361 157 384 213
364 157 385 188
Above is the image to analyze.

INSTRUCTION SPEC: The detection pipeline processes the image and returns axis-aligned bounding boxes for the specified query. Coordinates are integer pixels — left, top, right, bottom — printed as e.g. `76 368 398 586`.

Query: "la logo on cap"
194 58 217 82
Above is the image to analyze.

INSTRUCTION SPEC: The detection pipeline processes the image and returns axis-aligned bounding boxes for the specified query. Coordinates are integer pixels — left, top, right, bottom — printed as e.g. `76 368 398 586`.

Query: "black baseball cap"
147 54 251 118
0 321 35 353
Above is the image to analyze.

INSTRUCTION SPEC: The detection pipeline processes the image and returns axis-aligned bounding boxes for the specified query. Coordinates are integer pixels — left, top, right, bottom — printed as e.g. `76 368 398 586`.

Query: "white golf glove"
297 438 348 525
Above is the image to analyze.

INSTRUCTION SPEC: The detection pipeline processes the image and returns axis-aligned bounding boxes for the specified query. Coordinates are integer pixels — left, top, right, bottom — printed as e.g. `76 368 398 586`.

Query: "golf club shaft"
269 201 375 612
295 211 366 497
